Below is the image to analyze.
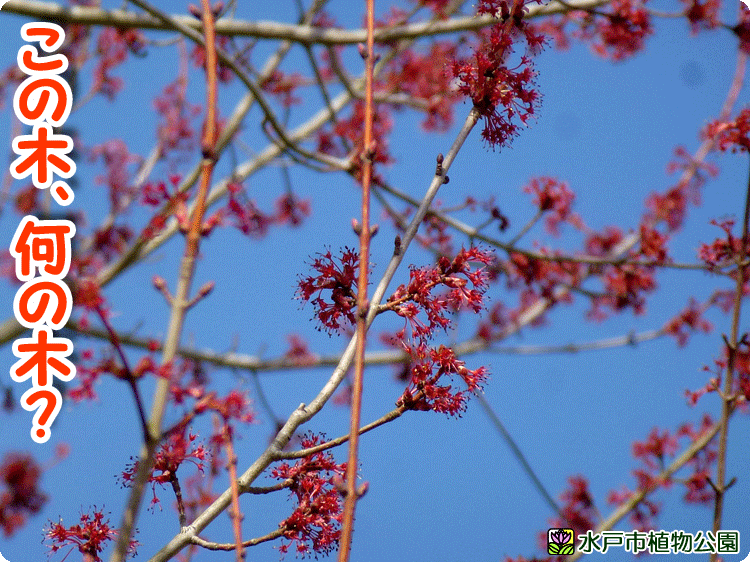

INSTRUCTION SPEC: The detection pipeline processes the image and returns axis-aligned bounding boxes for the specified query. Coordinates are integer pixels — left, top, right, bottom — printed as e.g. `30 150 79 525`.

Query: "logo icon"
547 528 575 555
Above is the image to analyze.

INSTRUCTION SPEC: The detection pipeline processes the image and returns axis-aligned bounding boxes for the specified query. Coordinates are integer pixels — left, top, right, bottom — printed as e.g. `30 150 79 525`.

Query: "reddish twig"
338 0 376 558
222 422 245 562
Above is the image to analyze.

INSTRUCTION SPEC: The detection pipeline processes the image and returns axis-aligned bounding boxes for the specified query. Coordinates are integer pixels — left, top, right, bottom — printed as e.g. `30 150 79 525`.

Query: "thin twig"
338 0 376 556
109 1 221 559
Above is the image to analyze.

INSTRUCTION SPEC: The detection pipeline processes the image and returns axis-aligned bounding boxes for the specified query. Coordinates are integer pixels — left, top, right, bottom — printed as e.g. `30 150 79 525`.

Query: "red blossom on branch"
698 218 750 270
703 107 750 153
523 177 583 235
119 430 207 508
275 193 311 227
194 390 256 424
547 475 598 539
190 35 234 82
637 223 669 262
384 42 460 131
92 27 145 100
580 0 652 61
45 508 138 561
681 0 720 33
271 433 346 557
387 247 493 341
385 247 492 415
318 100 393 182
506 250 584 303
594 263 656 316
261 70 308 107
585 226 624 256
396 341 489 416
608 415 718 530
87 139 140 213
0 453 47 537
296 247 360 335
283 334 319 366
691 342 750 407
224 183 273 237
732 7 750 54
663 298 712 347
451 0 544 148
154 78 202 155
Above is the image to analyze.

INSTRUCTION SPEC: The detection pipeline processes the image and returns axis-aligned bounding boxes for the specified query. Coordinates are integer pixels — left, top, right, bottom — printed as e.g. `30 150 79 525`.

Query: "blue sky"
0 1 749 561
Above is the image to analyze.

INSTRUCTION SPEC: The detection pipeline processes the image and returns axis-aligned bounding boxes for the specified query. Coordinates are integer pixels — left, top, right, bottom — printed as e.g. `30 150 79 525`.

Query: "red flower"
698 219 749 270
703 108 750 153
272 433 346 557
0 453 47 537
451 0 543 148
45 508 138 561
261 70 308 107
663 298 712 347
397 342 489 416
582 0 652 61
119 430 207 508
523 177 583 235
296 247 360 335
547 476 598 538
681 0 720 33
384 42 460 131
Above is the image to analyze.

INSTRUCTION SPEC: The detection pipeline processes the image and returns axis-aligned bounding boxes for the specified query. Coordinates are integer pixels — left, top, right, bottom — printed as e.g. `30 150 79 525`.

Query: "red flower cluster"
396 342 488 415
153 78 202 155
283 334 319 366
681 0 720 33
736 341 750 405
588 263 656 318
384 42 460 131
703 107 750 153
261 70 308 108
68 347 173 402
223 183 311 237
583 0 652 61
388 247 493 340
386 247 493 415
271 434 346 557
0 453 47 537
119 430 207 508
296 247 360 335
608 415 717 530
451 1 543 148
698 218 750 270
547 476 598 539
194 390 256 424
45 508 138 561
690 342 750 407
317 101 393 182
92 27 145 100
663 298 712 347
638 223 669 262
88 138 140 214
585 226 624 256
523 177 583 235
606 486 660 531
506 250 584 304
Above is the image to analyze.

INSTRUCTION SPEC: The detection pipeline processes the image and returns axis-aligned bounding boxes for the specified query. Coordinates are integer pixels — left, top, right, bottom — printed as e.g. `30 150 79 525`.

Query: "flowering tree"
0 0 748 561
